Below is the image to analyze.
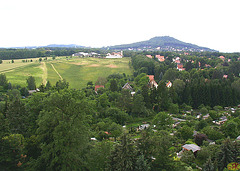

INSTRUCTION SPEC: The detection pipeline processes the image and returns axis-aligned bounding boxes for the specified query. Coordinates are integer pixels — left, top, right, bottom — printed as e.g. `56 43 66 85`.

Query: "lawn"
0 58 39 73
4 63 44 87
2 57 133 89
47 57 133 89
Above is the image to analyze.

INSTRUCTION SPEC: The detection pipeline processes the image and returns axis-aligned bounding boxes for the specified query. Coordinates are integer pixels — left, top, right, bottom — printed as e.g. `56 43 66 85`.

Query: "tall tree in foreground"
217 138 235 171
151 130 175 170
27 76 36 90
108 134 137 171
30 90 90 170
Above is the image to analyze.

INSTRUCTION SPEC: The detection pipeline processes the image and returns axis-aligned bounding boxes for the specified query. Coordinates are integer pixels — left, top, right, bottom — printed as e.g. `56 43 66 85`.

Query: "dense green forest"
0 48 107 60
0 51 240 170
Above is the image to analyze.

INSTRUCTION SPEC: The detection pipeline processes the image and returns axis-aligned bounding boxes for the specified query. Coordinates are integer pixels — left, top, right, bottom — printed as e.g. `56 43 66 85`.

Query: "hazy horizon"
1 0 239 53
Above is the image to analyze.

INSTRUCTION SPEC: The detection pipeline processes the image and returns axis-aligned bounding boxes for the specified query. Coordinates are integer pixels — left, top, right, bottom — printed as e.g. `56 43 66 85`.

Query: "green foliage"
173 79 186 94
87 140 113 170
0 74 8 89
95 76 107 85
7 89 21 101
108 122 123 141
108 134 137 170
200 107 209 115
26 76 36 90
110 79 118 92
203 157 215 171
105 107 129 125
6 98 28 135
55 79 69 91
0 134 26 170
134 73 149 88
132 94 148 117
152 112 173 130
180 150 195 165
178 125 193 140
202 126 224 141
163 68 179 82
156 81 171 111
195 120 208 131
168 103 179 114
217 138 235 170
221 120 239 138
32 90 90 170
151 130 176 170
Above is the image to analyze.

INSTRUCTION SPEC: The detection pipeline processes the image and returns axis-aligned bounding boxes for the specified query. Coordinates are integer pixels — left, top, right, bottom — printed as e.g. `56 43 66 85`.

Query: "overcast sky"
0 0 239 52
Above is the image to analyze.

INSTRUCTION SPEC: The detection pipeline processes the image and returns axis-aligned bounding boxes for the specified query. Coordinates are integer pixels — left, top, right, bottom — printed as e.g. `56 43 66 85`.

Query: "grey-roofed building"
182 144 201 153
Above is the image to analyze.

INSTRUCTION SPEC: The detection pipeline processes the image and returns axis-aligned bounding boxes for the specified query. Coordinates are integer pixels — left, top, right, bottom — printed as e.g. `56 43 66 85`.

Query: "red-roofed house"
205 64 211 68
155 55 165 62
146 55 152 59
219 56 225 61
177 63 185 71
147 75 158 88
95 85 104 91
147 75 155 81
166 81 172 88
175 60 181 64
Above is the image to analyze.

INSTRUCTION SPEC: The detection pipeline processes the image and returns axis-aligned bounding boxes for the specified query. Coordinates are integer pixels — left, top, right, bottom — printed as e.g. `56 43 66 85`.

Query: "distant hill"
2 44 86 49
44 44 85 48
107 36 217 52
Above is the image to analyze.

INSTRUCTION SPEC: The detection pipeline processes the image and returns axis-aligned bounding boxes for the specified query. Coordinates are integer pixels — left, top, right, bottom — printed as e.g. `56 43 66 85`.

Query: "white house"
106 51 123 58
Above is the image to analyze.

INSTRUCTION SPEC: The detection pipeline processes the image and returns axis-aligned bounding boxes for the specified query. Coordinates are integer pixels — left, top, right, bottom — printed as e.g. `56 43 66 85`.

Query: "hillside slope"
108 36 216 52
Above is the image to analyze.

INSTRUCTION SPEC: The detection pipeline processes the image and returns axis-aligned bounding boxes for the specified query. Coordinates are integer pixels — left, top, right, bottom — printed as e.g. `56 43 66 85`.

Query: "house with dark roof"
177 144 201 158
182 144 201 153
122 82 133 91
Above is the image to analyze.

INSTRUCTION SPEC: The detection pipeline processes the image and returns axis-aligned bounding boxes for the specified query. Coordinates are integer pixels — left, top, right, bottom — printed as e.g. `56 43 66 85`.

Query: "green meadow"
1 57 133 89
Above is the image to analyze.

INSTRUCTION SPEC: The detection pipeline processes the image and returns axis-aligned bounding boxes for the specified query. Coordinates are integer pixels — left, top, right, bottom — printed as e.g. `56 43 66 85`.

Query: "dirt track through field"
41 62 47 85
51 63 63 80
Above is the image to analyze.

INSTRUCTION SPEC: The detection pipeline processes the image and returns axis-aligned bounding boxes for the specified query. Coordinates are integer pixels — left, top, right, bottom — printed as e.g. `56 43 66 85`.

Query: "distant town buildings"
106 51 123 58
72 52 100 57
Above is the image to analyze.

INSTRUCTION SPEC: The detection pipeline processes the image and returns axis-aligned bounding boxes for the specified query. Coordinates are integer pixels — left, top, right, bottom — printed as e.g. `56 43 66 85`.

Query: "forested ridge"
0 48 106 60
0 51 240 170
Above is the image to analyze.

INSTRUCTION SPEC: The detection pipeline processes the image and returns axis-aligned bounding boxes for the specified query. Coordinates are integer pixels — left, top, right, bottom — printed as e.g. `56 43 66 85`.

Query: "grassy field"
1 57 133 89
0 58 39 73
48 57 133 88
4 63 44 87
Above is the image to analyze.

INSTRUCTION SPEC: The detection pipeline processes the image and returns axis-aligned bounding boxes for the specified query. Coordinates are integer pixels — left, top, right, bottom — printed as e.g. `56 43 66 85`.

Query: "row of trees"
0 48 111 60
